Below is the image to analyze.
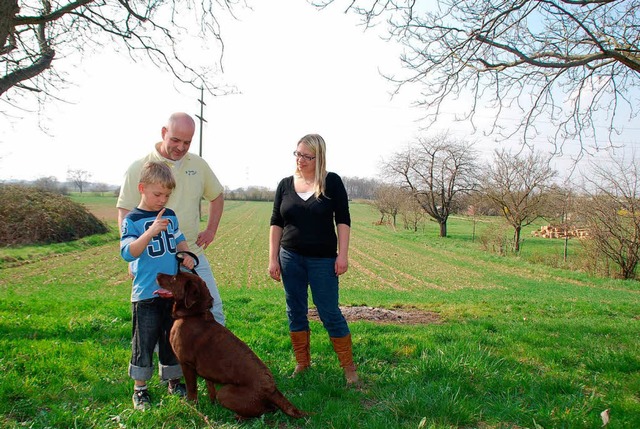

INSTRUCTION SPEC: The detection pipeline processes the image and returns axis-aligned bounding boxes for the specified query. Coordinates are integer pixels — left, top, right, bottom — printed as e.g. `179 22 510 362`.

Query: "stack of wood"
531 225 589 239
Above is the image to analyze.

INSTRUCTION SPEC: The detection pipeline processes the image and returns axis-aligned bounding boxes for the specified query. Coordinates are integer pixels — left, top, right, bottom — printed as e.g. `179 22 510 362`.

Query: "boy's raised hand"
148 208 169 236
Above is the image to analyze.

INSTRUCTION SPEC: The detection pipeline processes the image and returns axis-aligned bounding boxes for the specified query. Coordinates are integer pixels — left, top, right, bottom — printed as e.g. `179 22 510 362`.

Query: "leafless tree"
400 194 425 232
342 176 379 200
459 191 500 217
459 191 502 242
90 182 113 195
2 0 239 110
545 184 575 224
579 154 640 279
67 168 91 194
33 175 65 193
482 149 557 252
314 0 640 156
373 183 405 227
383 134 479 237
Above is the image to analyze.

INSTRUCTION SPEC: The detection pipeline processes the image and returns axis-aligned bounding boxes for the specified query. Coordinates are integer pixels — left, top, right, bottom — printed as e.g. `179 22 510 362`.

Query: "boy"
120 161 195 410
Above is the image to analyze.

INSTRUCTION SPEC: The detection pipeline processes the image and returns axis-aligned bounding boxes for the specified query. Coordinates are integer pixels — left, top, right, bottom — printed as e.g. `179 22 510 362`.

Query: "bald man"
117 112 226 325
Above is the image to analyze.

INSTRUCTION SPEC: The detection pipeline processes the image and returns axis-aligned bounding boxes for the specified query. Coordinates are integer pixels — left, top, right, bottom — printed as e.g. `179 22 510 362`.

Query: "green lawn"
1 198 638 428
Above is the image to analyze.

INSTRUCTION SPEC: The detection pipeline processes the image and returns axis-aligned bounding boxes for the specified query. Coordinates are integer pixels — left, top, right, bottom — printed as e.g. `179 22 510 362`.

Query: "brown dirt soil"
309 306 441 325
81 204 118 223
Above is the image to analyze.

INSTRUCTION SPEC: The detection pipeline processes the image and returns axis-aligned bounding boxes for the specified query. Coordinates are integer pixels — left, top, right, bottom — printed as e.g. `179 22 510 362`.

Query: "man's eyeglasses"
293 151 316 162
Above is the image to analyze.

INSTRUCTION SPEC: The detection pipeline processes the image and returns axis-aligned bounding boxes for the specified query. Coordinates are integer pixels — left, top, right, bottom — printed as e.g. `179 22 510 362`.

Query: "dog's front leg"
181 364 199 402
205 379 217 403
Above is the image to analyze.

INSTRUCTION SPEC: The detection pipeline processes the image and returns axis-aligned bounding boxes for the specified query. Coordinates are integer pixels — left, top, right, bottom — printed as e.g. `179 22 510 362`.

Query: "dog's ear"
184 278 201 309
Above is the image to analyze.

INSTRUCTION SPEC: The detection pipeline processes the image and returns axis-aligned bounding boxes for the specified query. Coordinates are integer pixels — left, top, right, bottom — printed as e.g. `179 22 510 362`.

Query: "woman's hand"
268 260 282 282
335 254 348 276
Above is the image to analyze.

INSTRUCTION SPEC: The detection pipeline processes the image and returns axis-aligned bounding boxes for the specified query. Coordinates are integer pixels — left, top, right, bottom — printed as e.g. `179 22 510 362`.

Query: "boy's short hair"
139 161 176 189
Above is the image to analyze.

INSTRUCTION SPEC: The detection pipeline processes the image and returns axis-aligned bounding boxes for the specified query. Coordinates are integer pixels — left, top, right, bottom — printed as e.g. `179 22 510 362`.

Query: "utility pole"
195 86 208 220
195 86 208 157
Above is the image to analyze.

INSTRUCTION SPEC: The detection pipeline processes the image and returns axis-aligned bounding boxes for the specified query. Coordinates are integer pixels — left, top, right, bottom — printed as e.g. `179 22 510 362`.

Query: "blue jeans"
129 297 182 382
192 255 225 326
279 247 350 338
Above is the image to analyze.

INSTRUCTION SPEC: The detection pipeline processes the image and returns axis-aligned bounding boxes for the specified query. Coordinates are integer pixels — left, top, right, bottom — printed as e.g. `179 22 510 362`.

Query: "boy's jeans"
129 297 182 382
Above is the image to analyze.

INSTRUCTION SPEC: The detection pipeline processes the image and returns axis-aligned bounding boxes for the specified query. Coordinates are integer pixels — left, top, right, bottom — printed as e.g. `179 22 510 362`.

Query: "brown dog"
156 272 307 420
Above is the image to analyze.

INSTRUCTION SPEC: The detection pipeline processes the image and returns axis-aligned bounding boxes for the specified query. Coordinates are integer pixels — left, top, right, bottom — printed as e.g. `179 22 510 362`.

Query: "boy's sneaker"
132 388 151 410
168 382 187 397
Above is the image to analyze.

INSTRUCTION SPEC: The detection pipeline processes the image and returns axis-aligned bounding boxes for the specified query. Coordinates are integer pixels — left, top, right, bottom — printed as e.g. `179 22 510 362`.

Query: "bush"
0 185 109 246
478 222 511 256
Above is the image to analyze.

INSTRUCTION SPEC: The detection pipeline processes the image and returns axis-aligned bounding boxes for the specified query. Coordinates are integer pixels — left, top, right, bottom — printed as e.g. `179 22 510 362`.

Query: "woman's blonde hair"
139 161 176 189
296 134 327 199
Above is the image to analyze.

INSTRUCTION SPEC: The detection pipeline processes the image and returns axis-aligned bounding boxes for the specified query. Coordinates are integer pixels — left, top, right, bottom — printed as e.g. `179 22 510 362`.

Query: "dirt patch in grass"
309 306 441 325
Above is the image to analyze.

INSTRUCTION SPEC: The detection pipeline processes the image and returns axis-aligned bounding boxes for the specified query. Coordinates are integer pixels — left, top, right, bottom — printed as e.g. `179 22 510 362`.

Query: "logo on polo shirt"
185 170 197 176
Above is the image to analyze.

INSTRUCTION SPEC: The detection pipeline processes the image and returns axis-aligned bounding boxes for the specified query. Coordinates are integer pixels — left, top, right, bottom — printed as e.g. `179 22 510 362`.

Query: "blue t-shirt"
120 207 185 302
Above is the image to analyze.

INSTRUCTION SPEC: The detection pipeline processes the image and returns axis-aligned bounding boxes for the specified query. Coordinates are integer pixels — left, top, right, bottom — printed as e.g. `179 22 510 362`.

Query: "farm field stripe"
350 246 446 291
348 257 408 291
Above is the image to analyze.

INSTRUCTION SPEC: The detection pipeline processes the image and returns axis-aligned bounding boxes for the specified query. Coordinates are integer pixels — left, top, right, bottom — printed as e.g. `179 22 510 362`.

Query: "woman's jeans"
129 297 182 382
279 247 350 338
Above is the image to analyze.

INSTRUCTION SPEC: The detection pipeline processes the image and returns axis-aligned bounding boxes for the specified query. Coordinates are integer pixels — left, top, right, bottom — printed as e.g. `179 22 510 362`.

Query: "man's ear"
184 279 200 309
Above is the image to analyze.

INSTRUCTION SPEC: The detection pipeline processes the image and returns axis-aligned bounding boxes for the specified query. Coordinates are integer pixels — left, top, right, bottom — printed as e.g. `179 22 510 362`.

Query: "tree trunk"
621 244 639 279
514 225 522 253
0 1 55 96
439 220 447 237
0 0 19 53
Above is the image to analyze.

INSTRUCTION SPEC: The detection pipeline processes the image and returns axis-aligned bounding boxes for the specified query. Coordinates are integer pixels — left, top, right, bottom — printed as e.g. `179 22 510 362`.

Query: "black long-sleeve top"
270 172 351 258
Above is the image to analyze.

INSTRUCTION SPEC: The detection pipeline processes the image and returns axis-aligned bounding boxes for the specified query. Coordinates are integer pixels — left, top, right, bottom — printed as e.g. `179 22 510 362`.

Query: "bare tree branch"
15 0 94 25
1 0 242 111
579 153 640 279
313 0 640 155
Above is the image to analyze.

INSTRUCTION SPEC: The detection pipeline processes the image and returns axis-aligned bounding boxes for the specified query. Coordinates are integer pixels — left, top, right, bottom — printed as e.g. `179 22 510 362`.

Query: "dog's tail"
270 389 308 419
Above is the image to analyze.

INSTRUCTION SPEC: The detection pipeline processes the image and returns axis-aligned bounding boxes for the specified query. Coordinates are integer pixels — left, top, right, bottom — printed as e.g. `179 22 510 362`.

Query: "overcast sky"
1 0 637 190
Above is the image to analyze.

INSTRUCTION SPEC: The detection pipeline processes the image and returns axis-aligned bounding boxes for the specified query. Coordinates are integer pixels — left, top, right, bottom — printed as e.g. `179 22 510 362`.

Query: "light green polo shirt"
117 143 224 256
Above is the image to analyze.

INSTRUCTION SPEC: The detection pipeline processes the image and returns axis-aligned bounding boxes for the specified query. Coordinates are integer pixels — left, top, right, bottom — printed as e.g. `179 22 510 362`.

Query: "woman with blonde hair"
268 134 358 385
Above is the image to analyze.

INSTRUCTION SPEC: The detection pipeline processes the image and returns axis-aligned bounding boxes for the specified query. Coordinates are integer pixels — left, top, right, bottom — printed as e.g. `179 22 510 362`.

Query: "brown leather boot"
330 334 359 386
289 330 311 377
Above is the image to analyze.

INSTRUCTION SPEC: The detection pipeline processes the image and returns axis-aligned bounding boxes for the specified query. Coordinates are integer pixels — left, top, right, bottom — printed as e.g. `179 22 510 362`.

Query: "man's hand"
196 229 215 249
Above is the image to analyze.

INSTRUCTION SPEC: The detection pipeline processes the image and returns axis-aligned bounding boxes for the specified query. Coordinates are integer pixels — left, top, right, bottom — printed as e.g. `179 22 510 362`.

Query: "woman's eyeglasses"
293 151 316 161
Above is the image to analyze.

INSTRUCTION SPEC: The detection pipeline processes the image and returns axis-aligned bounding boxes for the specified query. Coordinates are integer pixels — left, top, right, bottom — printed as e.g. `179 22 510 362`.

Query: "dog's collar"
174 309 214 319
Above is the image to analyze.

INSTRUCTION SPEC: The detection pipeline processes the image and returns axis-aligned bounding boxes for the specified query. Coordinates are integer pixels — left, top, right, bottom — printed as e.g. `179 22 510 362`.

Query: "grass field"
1 197 639 428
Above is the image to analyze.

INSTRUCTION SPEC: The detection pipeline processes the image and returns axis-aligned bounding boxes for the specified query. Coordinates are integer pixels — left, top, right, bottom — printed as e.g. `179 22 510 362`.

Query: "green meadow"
1 198 639 428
